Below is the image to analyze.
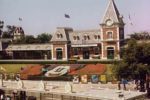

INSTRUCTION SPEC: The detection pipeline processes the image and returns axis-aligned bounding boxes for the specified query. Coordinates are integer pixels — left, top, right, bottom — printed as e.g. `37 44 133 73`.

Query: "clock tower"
100 0 125 59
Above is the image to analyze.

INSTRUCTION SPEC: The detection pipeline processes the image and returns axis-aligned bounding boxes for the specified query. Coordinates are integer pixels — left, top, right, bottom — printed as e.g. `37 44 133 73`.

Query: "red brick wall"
103 27 118 40
102 27 119 59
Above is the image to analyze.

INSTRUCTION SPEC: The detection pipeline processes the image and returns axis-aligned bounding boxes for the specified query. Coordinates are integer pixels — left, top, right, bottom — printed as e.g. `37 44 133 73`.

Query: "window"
57 34 60 38
98 35 101 39
95 35 100 40
60 34 63 38
77 36 80 40
107 32 113 39
73 36 76 40
94 47 99 55
57 33 63 38
84 35 90 40
87 36 90 40
73 48 78 55
73 36 80 40
84 36 87 40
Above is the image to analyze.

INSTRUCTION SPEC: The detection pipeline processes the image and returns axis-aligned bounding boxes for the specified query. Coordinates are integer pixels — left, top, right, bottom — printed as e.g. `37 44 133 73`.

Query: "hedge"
0 60 121 64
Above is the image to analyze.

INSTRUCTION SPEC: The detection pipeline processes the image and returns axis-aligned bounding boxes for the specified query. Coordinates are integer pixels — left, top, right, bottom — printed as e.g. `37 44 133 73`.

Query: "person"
121 78 128 90
118 80 121 90
135 79 140 90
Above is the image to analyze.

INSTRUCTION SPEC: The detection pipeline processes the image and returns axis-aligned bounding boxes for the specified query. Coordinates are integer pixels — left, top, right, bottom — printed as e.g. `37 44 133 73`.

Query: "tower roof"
101 0 124 24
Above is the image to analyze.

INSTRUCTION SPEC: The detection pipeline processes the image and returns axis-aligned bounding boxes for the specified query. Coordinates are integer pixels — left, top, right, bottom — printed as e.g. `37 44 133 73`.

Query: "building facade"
1 0 125 61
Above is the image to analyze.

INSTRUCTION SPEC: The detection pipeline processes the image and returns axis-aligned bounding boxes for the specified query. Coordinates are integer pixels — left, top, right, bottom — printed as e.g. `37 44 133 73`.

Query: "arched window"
84 36 87 40
77 36 80 40
73 36 76 40
107 47 114 59
98 35 101 39
60 34 63 38
57 34 60 38
107 32 113 39
87 36 90 40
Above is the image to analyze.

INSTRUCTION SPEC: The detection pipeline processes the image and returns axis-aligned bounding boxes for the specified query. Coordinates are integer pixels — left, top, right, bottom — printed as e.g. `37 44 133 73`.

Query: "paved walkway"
0 80 147 100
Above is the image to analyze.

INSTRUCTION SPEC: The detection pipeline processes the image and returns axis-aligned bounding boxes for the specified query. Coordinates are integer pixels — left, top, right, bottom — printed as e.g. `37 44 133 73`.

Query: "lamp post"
0 20 4 38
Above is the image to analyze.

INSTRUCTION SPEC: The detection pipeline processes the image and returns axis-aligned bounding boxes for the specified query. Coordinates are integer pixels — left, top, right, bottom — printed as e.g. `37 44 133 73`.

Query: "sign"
91 75 99 83
100 75 107 84
81 75 88 84
73 75 79 84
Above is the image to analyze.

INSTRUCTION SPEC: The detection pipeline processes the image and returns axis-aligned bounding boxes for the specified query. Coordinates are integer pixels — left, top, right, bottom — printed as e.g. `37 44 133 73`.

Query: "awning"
71 44 97 47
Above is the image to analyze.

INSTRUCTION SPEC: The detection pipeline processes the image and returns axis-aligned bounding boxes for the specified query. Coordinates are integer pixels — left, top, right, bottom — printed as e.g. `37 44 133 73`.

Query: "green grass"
0 64 35 73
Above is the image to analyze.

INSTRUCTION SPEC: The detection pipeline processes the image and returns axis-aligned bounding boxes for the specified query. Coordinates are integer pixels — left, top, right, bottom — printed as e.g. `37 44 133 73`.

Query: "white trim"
51 45 54 60
101 43 104 59
105 45 115 50
55 47 63 51
101 0 119 24
117 27 120 59
117 27 119 40
5 44 52 51
101 0 111 23
65 44 68 60
117 42 120 59
100 28 103 41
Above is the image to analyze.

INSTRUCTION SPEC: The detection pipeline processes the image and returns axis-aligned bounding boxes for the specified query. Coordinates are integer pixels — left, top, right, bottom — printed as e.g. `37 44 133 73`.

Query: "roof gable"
101 0 123 24
51 27 73 42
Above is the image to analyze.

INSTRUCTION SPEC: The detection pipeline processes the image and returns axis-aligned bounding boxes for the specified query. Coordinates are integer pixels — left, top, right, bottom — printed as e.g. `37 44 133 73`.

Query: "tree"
113 39 150 80
37 33 52 43
130 31 150 40
24 35 36 44
2 31 11 38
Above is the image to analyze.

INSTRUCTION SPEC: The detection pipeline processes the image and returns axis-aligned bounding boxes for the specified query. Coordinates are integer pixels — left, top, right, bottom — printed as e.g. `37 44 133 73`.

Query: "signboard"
73 75 79 84
100 75 107 84
81 75 88 84
91 75 99 83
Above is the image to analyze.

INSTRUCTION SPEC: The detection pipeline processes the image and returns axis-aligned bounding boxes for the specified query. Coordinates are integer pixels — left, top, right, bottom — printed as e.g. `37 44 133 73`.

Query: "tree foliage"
113 38 150 80
130 31 150 40
12 33 52 44
37 33 52 43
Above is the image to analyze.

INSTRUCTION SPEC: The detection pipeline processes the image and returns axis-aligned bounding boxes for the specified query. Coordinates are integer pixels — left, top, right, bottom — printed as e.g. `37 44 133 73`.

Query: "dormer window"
60 34 63 38
73 36 76 40
57 34 59 38
84 36 87 40
94 35 97 39
87 36 90 40
57 33 63 39
98 35 101 39
77 36 80 40
94 35 100 40
84 35 90 40
73 36 80 40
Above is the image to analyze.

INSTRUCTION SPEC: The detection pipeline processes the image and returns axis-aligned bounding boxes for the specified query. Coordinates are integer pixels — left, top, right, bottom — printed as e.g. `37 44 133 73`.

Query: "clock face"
106 19 113 26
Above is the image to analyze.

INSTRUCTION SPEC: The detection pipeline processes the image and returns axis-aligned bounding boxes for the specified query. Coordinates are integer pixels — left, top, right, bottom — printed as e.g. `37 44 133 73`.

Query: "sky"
0 0 150 37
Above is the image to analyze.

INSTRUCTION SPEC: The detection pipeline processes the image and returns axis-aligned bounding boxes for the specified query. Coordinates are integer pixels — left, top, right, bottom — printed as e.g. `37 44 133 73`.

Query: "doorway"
56 48 63 60
107 47 114 59
83 48 90 59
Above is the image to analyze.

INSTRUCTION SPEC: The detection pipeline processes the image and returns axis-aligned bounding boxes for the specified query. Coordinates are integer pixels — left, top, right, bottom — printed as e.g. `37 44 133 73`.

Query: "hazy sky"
0 0 150 37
